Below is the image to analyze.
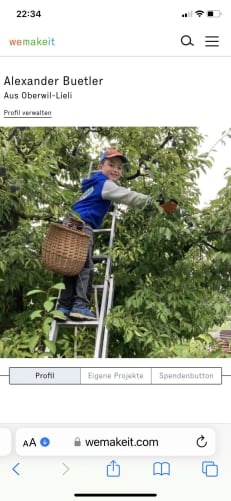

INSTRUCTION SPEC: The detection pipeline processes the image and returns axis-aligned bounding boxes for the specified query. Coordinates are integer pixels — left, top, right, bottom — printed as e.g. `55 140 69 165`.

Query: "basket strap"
68 216 86 231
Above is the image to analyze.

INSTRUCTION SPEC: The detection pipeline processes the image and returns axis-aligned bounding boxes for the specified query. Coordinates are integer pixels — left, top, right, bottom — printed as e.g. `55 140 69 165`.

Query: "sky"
197 127 231 207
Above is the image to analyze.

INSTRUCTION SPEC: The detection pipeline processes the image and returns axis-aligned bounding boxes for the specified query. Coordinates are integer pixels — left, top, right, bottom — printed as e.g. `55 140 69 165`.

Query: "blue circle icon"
40 437 50 447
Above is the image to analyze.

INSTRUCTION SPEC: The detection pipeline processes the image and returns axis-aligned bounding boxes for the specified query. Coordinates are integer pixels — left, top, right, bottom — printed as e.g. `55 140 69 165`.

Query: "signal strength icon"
195 10 205 17
182 11 193 17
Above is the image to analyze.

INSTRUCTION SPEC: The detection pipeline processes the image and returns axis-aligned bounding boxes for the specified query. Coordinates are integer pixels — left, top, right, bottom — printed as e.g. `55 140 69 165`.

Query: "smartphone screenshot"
0 1 231 500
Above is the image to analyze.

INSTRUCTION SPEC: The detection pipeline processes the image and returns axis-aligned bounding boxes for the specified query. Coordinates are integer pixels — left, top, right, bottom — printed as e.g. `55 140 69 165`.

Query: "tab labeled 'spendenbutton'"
9 367 81 385
152 367 222 385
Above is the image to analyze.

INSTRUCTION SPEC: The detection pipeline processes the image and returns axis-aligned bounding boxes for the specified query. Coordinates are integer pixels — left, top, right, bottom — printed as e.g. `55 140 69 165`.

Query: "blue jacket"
71 172 111 229
72 171 149 229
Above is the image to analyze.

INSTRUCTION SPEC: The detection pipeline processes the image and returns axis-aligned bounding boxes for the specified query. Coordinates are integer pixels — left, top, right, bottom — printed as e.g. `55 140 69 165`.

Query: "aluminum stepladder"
47 163 117 358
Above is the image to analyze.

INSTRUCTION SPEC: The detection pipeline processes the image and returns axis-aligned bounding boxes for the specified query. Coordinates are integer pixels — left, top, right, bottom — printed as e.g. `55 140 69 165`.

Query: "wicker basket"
42 219 90 276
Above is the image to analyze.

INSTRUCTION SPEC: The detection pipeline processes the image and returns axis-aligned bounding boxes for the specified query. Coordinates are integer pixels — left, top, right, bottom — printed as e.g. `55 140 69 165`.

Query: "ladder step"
55 319 99 326
94 228 111 233
93 255 108 263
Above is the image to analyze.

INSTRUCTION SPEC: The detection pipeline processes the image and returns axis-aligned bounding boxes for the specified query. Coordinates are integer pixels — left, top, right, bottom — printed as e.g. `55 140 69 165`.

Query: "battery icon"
207 10 222 17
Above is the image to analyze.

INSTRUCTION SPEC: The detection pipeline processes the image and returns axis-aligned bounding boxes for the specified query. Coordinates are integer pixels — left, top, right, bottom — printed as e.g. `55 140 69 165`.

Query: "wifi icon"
195 10 204 17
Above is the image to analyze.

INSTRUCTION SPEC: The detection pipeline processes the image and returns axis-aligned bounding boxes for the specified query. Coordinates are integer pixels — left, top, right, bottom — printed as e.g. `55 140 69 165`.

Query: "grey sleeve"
101 180 148 208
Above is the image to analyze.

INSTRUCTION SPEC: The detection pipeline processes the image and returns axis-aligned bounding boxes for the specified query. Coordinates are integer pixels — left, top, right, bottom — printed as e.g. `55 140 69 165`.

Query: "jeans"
58 226 94 310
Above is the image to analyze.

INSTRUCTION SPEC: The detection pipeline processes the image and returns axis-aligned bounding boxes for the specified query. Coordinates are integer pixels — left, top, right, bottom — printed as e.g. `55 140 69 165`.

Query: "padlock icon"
74 437 81 446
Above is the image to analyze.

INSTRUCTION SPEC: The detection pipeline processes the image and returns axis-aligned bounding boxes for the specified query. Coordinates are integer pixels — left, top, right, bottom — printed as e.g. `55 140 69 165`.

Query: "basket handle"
67 216 86 231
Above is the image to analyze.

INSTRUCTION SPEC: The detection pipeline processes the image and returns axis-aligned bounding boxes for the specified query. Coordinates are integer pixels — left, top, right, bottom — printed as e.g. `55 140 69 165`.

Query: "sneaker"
69 307 97 320
53 307 70 321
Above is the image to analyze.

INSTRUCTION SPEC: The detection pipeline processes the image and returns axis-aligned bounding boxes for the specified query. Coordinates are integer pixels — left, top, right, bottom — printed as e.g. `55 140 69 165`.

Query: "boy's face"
99 157 123 182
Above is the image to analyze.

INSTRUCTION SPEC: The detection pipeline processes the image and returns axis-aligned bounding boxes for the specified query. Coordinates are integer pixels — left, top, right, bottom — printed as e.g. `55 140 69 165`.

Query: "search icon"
181 35 194 46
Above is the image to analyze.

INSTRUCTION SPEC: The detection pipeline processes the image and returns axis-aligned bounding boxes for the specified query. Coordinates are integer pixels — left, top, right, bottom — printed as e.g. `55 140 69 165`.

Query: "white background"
1 57 231 126
0 1 231 428
0 1 230 56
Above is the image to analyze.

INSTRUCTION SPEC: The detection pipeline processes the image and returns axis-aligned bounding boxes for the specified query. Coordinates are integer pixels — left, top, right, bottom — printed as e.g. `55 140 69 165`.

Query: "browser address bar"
16 427 216 456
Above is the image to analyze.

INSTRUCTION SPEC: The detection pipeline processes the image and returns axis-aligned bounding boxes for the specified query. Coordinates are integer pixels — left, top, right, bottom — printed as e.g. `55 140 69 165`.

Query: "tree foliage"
0 126 231 358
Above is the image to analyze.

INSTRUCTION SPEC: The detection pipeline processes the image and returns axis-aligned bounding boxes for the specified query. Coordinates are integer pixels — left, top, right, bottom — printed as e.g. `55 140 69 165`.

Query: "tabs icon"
202 461 218 477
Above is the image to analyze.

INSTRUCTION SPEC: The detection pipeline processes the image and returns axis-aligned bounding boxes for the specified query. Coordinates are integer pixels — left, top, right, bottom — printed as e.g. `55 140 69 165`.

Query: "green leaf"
30 310 43 320
26 290 45 296
38 352 53 358
124 330 134 343
43 300 54 312
44 340 56 355
42 317 53 335
68 208 83 221
29 334 40 353
197 334 214 344
52 309 66 319
51 283 66 290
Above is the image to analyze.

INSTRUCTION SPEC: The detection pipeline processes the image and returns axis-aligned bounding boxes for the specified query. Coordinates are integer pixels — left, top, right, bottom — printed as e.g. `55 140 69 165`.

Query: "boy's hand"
159 199 178 213
144 197 178 213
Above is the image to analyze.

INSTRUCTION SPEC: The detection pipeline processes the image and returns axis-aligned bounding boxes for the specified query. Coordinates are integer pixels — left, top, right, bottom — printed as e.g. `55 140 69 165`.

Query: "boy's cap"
99 149 128 164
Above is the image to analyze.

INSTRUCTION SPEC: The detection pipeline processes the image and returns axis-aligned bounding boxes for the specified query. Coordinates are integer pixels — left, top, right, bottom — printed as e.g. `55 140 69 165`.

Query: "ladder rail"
94 206 117 357
47 320 59 344
101 275 114 358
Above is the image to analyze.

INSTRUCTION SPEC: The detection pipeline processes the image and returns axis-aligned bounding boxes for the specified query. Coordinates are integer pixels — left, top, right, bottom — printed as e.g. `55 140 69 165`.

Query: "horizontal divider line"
74 495 157 498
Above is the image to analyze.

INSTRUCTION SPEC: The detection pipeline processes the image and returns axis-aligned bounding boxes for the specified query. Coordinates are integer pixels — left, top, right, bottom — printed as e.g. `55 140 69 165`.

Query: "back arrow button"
12 463 20 475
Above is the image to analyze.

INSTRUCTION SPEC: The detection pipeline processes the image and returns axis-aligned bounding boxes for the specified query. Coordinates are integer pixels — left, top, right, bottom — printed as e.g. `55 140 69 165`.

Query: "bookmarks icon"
153 461 171 476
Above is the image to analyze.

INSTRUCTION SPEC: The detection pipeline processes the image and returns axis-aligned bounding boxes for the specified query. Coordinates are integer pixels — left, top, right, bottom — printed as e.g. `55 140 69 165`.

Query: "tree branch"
125 132 174 180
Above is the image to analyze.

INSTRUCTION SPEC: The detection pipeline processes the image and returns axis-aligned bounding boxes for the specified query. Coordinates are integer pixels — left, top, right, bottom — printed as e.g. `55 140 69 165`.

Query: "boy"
55 149 177 320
